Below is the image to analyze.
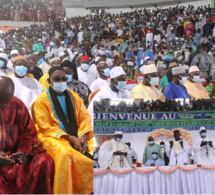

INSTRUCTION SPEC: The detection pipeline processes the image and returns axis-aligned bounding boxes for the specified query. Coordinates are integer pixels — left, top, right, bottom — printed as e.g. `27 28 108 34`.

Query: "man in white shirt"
0 53 13 76
7 50 19 69
7 55 43 114
90 61 110 92
193 127 215 166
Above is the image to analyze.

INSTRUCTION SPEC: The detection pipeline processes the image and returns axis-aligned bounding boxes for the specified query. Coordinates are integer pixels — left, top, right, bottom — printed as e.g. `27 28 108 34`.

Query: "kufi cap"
106 58 113 67
81 56 90 62
143 64 157 75
48 66 65 77
189 65 199 73
110 66 125 78
169 62 177 68
50 57 60 64
13 55 28 64
61 41 65 44
174 130 180 134
95 56 100 62
38 39 42 42
199 127 206 133
10 50 19 55
0 53 8 61
148 136 154 141
144 56 151 61
114 131 123 135
183 65 189 70
172 67 185 75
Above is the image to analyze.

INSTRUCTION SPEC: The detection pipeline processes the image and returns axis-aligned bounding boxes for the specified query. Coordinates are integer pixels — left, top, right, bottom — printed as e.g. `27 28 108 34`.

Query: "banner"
94 111 215 134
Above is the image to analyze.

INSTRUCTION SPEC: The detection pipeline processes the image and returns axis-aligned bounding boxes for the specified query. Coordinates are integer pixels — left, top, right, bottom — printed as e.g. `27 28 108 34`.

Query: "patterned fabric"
0 97 54 194
67 79 91 107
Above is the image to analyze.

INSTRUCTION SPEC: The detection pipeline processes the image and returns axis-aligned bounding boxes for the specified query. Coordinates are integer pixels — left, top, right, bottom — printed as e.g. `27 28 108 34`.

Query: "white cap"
10 50 19 55
97 50 105 55
189 66 199 73
143 64 157 75
38 39 42 42
59 51 65 58
61 41 65 44
106 58 113 67
144 56 151 61
0 53 8 61
98 61 106 66
172 67 185 75
95 56 100 62
199 126 206 132
114 131 123 135
45 52 53 59
110 66 125 79
0 48 4 52
50 57 60 64
183 65 189 70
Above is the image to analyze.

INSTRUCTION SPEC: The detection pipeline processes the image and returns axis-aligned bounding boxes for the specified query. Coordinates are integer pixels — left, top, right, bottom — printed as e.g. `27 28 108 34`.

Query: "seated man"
7 55 43 113
162 67 190 99
0 76 54 194
184 66 210 98
145 149 165 167
0 53 13 76
165 130 191 166
131 64 165 100
142 136 163 165
32 66 93 194
98 131 131 168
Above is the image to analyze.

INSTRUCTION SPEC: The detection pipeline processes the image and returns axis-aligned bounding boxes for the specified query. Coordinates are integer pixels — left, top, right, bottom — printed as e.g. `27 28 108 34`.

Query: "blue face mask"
192 75 200 83
0 60 4 68
66 75 72 82
15 66 28 77
152 154 158 160
115 80 126 91
52 82 67 92
11 58 14 62
162 64 167 69
24 55 29 59
81 63 89 71
149 77 159 86
149 141 154 145
201 133 207 137
160 145 164 148
103 68 110 77
116 138 121 142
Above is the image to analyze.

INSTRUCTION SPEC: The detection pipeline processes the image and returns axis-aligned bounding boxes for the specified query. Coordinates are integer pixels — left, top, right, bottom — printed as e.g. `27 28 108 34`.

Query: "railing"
0 11 65 23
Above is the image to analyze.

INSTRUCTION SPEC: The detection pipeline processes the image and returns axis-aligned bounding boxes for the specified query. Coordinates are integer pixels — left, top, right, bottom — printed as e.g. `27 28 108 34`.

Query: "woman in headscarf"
61 60 91 107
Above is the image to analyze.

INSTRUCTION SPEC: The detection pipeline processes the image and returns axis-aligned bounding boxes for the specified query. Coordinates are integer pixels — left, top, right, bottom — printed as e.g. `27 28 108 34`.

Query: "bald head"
0 76 14 108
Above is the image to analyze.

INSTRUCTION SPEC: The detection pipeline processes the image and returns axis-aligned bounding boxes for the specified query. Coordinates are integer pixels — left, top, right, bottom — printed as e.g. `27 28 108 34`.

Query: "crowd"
94 98 215 112
1 3 215 193
95 127 215 168
0 0 64 21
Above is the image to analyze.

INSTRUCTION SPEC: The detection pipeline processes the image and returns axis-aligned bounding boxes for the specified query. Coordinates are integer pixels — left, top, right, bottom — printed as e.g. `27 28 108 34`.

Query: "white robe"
77 67 96 88
0 67 13 76
146 32 153 47
127 147 138 166
77 32 84 43
87 86 131 126
89 64 99 80
193 136 215 166
98 139 131 168
90 77 110 92
7 60 13 69
38 62 51 75
7 74 43 114
165 140 191 166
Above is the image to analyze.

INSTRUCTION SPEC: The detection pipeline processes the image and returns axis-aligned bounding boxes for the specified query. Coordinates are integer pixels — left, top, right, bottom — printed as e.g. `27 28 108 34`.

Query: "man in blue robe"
162 66 190 99
145 148 165 167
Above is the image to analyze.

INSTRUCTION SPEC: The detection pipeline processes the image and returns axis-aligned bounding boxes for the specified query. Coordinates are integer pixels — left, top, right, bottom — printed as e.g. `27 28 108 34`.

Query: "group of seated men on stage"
95 127 215 168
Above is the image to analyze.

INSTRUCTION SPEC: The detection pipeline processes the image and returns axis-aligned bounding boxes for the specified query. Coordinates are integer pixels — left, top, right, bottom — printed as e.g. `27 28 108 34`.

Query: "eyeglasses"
52 76 68 82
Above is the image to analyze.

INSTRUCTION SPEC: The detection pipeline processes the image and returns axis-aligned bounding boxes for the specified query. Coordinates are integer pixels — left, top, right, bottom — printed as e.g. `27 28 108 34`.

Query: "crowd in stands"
94 98 215 112
0 0 64 21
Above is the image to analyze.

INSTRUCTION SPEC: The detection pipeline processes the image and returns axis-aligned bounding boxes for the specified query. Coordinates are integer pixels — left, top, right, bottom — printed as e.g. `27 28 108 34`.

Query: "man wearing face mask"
142 136 163 165
77 56 95 88
98 131 131 168
195 44 212 81
131 64 165 100
33 39 44 52
32 66 93 194
90 61 110 92
0 53 13 76
7 55 43 114
184 66 210 99
136 46 154 67
160 141 169 166
158 60 169 78
193 127 215 166
165 130 191 166
7 49 19 69
145 148 165 167
125 56 136 80
124 141 138 167
38 52 54 74
162 66 190 99
158 62 178 90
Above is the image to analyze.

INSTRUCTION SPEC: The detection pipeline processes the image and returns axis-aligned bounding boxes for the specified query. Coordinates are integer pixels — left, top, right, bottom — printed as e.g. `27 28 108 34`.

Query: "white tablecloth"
94 165 215 194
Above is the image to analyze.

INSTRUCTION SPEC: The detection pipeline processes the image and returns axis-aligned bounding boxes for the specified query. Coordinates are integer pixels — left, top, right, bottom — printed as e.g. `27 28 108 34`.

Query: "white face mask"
192 75 200 83
127 61 134 66
179 76 188 84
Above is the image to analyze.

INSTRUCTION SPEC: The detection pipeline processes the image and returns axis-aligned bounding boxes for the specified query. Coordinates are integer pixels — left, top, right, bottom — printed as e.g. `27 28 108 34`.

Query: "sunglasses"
52 76 68 82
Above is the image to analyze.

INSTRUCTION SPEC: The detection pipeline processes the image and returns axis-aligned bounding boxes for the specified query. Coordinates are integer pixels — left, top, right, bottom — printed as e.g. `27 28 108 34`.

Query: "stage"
94 165 215 194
